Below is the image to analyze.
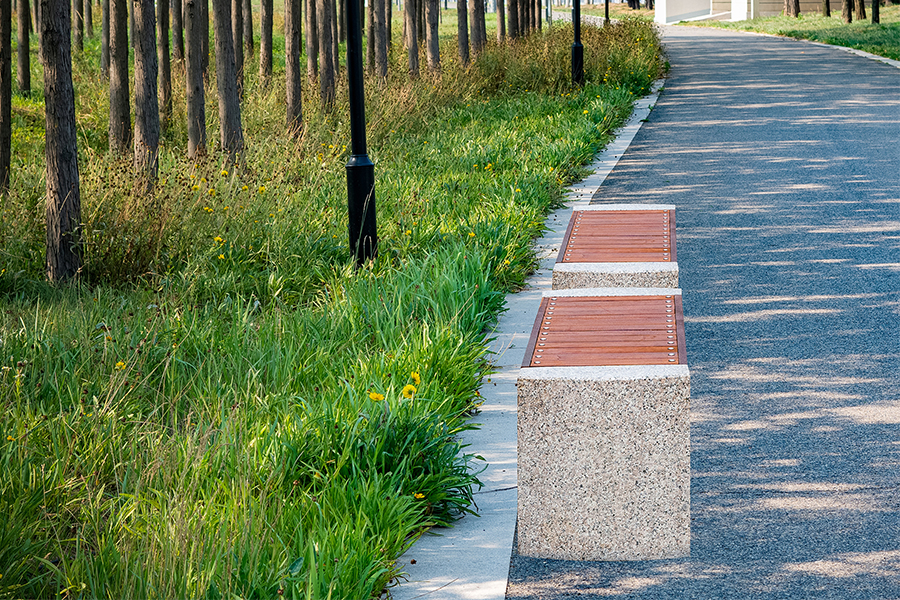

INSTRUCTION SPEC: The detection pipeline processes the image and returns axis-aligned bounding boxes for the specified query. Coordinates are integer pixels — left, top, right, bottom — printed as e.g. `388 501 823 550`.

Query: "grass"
1 11 664 600
683 2 900 60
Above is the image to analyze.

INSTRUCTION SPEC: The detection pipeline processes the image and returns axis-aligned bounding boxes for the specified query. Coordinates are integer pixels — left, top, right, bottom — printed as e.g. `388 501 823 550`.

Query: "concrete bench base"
517 287 690 561
553 261 679 290
517 365 690 561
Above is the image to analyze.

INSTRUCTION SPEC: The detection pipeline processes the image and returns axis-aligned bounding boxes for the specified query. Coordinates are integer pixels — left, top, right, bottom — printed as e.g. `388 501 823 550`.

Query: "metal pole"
571 0 583 86
345 0 377 265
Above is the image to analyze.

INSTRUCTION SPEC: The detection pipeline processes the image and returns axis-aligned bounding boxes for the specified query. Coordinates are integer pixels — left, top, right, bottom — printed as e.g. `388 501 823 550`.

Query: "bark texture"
855 0 865 20
185 0 206 157
109 0 131 153
100 0 109 75
74 0 84 50
470 0 484 54
84 0 92 37
172 0 184 59
211 0 243 160
457 0 468 65
242 0 252 55
306 0 319 81
365 0 374 72
507 0 517 37
1 0 10 192
842 0 851 21
871 0 879 23
404 0 418 76
41 0 83 281
424 0 439 72
158 0 172 130
259 0 272 81
496 0 504 40
285 0 302 135
316 0 335 107
133 0 159 190
18 0 31 94
374 0 387 77
232 0 243 95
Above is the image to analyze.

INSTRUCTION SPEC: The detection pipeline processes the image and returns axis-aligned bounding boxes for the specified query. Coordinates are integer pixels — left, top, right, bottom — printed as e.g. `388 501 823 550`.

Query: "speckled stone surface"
517 365 690 561
552 262 679 290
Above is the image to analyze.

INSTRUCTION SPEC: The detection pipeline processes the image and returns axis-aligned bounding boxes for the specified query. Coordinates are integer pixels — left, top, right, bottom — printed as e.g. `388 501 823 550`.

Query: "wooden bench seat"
553 204 679 290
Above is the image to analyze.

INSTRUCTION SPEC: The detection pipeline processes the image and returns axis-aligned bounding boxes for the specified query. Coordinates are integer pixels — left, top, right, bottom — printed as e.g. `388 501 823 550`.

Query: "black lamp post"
345 0 377 266
572 0 584 86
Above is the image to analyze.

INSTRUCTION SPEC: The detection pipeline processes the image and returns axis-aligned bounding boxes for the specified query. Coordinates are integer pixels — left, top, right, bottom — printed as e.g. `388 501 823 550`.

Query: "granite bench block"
516 287 690 561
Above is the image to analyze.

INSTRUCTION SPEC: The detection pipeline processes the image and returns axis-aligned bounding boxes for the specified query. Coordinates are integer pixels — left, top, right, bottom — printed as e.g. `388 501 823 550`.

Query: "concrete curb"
389 81 665 600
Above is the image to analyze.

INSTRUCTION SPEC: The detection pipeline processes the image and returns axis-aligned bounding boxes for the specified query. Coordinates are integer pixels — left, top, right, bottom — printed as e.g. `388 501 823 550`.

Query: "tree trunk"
158 0 172 131
536 0 541 30
133 0 159 189
201 0 209 74
331 0 338 76
470 0 483 54
365 0 374 73
41 0 83 281
259 0 272 81
285 0 302 134
211 0 243 160
784 0 799 17
1 0 10 193
385 0 390 46
822 0 830 16
74 0 84 49
128 0 133 44
18 0 31 94
854 0 865 20
306 0 319 81
337 0 345 41
404 0 417 76
317 0 335 108
172 0 184 60
507 0 517 37
185 0 205 157
374 0 387 77
242 0 252 55
85 0 93 36
109 0 131 152
871 0 878 23
424 0 438 72
232 0 243 95
517 0 525 34
457 0 468 64
841 0 851 21
496 0 504 40
101 0 109 74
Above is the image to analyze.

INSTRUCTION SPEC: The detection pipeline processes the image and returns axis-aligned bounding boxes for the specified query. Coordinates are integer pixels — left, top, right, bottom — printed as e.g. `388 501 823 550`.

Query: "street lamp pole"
572 0 584 86
345 0 377 266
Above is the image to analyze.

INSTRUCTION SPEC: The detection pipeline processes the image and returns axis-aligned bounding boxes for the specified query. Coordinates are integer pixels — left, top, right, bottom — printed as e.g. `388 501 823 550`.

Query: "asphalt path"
506 26 900 599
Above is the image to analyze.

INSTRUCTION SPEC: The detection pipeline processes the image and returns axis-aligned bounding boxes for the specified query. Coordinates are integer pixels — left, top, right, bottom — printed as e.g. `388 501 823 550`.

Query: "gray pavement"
507 26 900 599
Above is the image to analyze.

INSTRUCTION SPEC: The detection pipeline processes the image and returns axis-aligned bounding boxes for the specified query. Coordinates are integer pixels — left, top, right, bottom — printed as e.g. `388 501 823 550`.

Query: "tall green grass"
0 19 663 599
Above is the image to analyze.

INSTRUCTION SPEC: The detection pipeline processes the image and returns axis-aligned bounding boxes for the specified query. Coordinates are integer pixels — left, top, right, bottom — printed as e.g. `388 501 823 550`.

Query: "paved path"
507 26 900 599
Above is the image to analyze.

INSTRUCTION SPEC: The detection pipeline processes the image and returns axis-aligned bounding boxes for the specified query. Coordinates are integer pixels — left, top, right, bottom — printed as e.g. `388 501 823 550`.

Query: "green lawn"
683 3 900 60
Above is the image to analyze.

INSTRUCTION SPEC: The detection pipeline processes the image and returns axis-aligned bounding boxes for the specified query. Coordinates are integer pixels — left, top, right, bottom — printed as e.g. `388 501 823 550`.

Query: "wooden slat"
557 209 677 264
523 295 686 367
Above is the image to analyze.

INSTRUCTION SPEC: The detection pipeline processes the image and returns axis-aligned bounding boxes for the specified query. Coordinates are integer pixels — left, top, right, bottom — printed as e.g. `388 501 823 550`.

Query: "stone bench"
517 287 690 561
553 204 678 290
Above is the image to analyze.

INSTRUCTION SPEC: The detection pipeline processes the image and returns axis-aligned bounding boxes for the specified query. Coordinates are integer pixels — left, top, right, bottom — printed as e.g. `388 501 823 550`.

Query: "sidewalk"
508 26 900 599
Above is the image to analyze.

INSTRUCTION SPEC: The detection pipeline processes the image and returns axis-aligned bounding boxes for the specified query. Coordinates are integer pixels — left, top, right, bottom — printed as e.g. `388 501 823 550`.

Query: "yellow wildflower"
411 371 421 386
214 236 224 243
369 392 385 401
468 232 476 238
208 189 215 196
414 492 425 499
6 435 14 441
115 361 125 370
218 254 225 260
401 384 416 399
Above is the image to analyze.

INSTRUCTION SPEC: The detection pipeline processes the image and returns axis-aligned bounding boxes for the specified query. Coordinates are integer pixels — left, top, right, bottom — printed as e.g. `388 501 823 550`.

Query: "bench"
553 204 678 290
516 287 690 561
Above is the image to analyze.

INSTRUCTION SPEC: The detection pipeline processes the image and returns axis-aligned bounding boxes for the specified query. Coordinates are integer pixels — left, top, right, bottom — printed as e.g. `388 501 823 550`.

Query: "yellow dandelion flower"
221 169 228 177
115 361 125 370
242 185 248 191
583 110 589 114
515 188 521 192
192 185 200 191
223 205 229 210
258 185 267 193
414 492 425 499
7 435 15 441
405 230 412 235
214 236 224 243
468 232 476 238
411 371 421 385
401 384 417 399
369 392 385 401
218 254 225 260
208 189 215 196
